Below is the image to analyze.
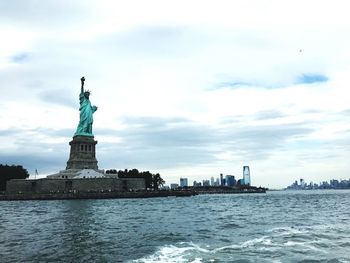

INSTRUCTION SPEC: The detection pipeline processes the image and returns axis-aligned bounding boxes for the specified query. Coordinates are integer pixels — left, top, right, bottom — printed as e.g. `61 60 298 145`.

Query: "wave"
131 225 343 263
131 242 208 263
267 226 309 236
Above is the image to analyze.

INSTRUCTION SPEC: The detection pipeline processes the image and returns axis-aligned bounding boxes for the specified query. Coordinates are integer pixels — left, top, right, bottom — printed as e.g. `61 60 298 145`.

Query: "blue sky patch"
297 74 328 84
11 53 29 63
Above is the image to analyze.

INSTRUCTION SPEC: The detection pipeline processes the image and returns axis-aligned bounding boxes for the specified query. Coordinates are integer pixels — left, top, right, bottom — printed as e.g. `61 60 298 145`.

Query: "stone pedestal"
66 135 98 170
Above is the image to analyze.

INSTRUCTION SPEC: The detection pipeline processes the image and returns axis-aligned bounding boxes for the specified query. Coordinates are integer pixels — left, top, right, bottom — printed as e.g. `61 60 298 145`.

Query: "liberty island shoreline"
0 183 268 201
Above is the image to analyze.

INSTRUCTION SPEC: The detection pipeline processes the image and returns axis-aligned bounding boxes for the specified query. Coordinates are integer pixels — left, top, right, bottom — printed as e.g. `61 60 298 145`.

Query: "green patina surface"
74 77 97 137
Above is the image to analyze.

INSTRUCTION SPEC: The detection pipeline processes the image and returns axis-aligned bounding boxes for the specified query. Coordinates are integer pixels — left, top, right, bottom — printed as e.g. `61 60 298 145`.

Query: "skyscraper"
243 166 251 185
180 178 188 187
210 177 215 186
203 180 210 186
226 175 236 186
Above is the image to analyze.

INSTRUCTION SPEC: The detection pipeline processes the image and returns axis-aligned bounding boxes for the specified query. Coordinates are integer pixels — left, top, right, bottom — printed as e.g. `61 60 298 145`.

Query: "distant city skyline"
286 177 350 190
1 1 350 188
170 166 252 188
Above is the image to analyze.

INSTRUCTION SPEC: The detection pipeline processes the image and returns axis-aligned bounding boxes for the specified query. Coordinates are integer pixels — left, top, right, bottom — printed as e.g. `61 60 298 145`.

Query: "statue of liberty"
74 77 98 136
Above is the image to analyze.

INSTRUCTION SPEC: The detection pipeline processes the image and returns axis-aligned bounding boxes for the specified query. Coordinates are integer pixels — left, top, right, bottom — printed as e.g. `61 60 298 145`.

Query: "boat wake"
131 225 349 263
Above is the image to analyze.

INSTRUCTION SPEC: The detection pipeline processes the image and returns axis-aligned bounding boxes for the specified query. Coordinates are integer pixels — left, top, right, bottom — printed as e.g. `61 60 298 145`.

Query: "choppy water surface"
1 190 349 262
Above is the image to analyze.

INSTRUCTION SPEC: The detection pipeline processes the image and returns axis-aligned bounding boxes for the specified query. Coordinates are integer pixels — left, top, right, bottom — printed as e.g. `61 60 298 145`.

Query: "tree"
106 169 117 174
152 173 165 190
0 164 29 191
115 168 165 190
129 168 139 177
142 171 153 189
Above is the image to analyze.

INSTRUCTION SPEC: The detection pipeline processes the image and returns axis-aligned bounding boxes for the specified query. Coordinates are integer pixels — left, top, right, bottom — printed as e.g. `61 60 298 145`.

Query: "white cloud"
1 0 350 188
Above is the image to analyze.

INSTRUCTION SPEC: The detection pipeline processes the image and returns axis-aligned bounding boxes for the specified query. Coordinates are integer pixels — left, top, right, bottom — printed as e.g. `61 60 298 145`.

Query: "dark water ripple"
0 190 350 262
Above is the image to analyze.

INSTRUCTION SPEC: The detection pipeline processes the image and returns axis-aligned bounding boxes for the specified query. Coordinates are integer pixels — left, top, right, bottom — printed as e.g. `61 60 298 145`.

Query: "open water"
0 190 349 262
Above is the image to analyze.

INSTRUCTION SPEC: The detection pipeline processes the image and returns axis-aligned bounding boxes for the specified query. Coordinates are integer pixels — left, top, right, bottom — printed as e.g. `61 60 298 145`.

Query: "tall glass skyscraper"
243 166 251 185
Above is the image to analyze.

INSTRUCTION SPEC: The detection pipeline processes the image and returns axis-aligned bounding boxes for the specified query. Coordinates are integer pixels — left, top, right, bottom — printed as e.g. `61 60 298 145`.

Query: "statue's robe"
75 92 96 136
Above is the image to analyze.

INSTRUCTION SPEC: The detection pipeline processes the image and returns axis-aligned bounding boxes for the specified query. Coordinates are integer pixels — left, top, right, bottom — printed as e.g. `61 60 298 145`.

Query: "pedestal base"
66 135 99 170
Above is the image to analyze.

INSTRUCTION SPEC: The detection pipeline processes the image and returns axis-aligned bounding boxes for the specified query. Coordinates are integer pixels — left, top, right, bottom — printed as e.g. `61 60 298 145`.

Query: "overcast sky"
1 0 350 188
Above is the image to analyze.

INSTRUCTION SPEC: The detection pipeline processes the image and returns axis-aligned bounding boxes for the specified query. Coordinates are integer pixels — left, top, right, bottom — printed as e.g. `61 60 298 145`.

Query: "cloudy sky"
1 0 350 188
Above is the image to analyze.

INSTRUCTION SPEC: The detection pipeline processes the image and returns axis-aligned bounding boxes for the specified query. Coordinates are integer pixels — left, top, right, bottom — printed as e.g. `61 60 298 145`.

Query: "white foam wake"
131 225 332 262
131 242 208 263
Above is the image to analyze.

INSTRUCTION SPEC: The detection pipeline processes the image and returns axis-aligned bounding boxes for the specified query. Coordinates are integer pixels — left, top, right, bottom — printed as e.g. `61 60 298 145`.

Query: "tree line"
106 168 165 190
0 164 29 191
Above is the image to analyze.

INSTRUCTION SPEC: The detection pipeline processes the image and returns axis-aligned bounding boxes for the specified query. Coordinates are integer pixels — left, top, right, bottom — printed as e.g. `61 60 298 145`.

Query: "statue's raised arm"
80 76 85 94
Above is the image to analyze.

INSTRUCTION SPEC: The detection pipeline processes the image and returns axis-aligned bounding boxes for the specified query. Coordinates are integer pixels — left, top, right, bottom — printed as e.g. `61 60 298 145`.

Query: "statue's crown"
84 90 91 95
